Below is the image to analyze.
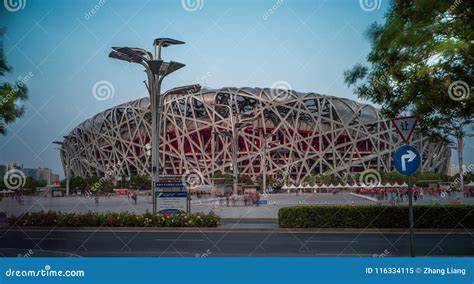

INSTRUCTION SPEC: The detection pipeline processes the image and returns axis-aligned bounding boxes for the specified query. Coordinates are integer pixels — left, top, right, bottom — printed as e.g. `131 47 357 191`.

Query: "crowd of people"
216 192 262 207
0 191 24 204
355 186 473 204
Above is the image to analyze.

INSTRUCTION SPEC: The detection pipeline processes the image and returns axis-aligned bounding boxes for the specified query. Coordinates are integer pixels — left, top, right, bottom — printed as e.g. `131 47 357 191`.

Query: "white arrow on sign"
401 150 416 171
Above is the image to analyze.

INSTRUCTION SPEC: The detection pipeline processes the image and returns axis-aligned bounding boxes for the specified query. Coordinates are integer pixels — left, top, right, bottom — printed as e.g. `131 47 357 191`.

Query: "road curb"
349 193 380 203
3 226 473 234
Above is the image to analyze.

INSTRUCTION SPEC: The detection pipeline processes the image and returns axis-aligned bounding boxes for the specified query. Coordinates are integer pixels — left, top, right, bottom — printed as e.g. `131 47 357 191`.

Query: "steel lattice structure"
60 86 450 184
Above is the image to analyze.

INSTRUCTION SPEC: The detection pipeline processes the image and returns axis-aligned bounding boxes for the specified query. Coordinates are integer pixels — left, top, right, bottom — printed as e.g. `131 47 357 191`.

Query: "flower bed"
8 211 220 227
278 205 474 228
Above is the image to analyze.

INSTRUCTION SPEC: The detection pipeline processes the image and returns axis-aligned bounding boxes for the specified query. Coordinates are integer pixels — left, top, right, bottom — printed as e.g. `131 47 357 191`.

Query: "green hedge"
278 205 474 228
9 211 220 227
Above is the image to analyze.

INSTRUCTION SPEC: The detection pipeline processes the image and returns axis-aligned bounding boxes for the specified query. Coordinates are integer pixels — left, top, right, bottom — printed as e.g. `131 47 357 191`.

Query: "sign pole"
153 182 156 213
391 115 421 258
187 185 191 215
407 175 415 257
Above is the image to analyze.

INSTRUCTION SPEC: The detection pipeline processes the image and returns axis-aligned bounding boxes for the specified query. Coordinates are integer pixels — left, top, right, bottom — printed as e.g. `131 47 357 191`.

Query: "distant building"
22 168 39 179
1 164 59 184
37 168 52 184
449 165 458 176
50 174 60 185
448 164 473 176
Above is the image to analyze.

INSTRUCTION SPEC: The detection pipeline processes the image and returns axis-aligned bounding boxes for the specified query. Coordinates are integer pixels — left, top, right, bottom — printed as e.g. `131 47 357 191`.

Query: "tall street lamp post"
54 140 102 196
53 141 74 197
53 141 89 197
212 103 255 195
260 131 273 194
252 129 276 194
109 38 185 213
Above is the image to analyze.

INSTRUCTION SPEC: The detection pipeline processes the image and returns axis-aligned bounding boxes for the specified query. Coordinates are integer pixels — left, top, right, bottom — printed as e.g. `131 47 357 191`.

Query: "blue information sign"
393 145 421 176
156 192 187 198
155 181 185 188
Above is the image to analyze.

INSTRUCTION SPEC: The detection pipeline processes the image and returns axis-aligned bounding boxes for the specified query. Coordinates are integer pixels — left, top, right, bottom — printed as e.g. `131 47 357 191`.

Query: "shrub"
278 205 474 229
8 211 220 227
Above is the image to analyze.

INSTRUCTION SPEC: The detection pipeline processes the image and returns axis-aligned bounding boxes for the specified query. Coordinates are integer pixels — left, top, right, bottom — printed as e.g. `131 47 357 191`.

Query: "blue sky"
0 0 472 177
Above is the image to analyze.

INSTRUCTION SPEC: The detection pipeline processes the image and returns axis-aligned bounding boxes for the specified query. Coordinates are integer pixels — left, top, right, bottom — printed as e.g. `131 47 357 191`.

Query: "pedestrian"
219 193 224 206
225 192 230 207
95 194 99 205
256 192 260 207
132 192 138 204
244 193 248 206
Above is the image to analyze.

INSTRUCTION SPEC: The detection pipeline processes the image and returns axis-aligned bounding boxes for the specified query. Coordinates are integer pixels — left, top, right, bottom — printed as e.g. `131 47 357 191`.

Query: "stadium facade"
59 85 450 184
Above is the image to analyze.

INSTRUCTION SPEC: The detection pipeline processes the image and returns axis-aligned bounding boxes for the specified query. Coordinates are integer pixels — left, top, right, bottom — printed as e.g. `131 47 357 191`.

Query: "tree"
0 28 29 134
344 0 473 190
130 175 150 191
23 177 46 194
85 176 114 193
60 176 89 192
239 175 254 185
380 172 406 184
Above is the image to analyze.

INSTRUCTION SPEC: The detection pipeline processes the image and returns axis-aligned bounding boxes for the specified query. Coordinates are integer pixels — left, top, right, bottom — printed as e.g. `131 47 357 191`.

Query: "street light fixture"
109 38 185 213
153 38 185 60
111 47 152 63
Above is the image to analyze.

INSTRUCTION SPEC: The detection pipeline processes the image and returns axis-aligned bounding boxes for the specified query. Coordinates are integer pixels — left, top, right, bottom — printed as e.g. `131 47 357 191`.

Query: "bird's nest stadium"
59 85 450 184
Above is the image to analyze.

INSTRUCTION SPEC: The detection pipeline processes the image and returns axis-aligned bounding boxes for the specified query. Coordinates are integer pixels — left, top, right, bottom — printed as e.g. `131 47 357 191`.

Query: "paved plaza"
1 192 472 219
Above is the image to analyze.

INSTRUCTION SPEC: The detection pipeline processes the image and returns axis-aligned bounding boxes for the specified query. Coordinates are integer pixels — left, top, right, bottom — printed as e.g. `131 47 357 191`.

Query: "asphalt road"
0 228 472 257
